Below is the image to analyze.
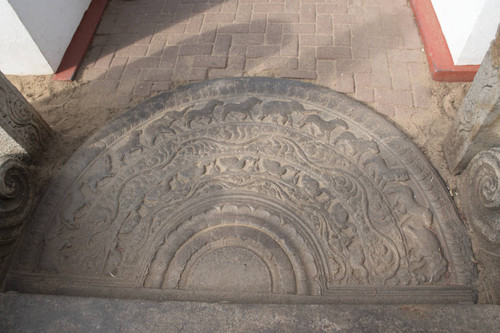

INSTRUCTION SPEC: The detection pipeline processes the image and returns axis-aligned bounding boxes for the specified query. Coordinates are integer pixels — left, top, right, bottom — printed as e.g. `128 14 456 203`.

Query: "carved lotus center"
185 247 272 293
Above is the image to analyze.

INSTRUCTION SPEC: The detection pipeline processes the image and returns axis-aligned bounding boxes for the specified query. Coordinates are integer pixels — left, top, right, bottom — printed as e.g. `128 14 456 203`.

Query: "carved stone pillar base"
0 71 54 160
0 157 34 276
443 25 500 174
460 148 500 303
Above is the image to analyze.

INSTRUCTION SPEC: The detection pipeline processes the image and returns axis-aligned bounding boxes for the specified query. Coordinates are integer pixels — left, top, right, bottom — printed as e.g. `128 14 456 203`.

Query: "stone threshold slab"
3 277 476 305
1 293 499 332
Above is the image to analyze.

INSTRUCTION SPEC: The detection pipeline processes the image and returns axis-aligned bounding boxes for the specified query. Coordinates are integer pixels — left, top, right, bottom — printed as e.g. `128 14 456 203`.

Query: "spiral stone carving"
3 78 476 303
0 157 34 268
462 148 500 244
461 148 500 303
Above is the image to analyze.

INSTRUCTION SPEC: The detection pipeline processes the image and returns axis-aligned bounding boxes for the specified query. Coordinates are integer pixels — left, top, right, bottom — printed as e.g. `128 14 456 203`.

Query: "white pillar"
0 0 53 75
0 0 92 75
431 0 500 65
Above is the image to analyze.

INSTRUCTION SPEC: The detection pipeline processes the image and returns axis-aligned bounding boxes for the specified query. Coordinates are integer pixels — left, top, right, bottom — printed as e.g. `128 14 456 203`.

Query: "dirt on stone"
396 81 470 188
6 76 143 187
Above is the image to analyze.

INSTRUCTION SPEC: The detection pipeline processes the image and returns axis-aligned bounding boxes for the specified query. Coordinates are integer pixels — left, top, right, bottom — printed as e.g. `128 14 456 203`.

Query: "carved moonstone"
460 148 500 303
4 78 476 303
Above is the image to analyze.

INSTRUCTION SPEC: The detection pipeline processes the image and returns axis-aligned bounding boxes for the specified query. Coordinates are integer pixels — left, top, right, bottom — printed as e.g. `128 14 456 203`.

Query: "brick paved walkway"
78 0 430 117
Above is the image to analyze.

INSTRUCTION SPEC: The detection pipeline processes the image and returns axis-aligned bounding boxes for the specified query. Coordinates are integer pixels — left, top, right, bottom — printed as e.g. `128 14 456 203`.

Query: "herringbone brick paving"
78 0 431 117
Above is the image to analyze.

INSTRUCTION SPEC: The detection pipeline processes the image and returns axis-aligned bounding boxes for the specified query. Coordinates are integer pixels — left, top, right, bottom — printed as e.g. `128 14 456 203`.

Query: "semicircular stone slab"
5 78 477 303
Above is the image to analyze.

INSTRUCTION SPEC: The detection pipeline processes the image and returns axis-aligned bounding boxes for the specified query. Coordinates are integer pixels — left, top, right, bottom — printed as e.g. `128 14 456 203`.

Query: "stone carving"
460 148 500 303
386 184 447 283
0 71 53 159
4 78 476 303
258 100 312 126
298 115 348 141
221 97 262 121
0 157 34 270
462 149 500 243
185 100 223 128
444 25 500 174
145 205 321 294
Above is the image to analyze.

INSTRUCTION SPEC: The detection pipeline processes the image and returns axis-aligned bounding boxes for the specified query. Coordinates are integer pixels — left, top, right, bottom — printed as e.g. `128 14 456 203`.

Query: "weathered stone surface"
0 72 54 159
4 78 476 303
0 157 34 276
460 148 500 303
2 293 500 333
444 25 500 174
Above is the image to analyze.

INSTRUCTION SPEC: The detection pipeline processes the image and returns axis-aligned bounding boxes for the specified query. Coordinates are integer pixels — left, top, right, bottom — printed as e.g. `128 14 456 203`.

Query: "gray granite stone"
3 78 476 303
460 148 500 303
444 25 500 174
1 293 499 332
0 71 53 160
0 157 34 279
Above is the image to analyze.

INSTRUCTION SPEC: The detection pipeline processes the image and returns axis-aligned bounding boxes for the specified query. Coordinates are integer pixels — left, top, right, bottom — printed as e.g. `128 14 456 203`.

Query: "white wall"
459 0 500 65
431 0 500 65
0 0 53 75
9 0 92 72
